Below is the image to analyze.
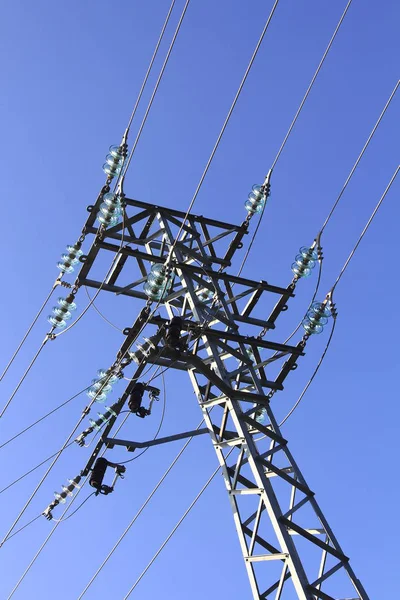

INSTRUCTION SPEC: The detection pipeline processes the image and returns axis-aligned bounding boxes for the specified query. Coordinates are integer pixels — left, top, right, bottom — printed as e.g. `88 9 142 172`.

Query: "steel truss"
71 195 368 599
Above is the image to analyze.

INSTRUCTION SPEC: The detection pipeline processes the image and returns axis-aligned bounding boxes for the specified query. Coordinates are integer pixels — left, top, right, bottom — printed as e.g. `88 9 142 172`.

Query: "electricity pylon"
50 185 369 600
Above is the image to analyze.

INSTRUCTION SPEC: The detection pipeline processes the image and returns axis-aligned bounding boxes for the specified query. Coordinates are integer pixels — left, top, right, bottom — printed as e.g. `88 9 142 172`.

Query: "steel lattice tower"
56 187 369 600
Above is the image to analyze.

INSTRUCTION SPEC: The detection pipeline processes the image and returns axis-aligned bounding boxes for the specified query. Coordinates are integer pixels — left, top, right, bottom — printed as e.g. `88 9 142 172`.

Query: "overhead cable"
279 318 337 426
77 416 207 598
329 164 399 292
0 277 61 382
0 1 178 401
167 0 281 262
122 0 192 177
0 441 75 497
6 413 131 598
0 340 49 419
124 451 233 598
270 0 353 170
238 40 398 282
0 382 97 451
281 167 399 426
126 0 176 134
319 81 399 235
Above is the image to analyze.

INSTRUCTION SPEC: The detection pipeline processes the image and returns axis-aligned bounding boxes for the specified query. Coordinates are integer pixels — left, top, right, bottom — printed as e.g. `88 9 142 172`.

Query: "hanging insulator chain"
302 301 333 337
42 475 82 520
97 192 124 229
244 170 272 216
75 401 121 447
87 368 122 403
57 242 83 275
47 293 77 330
291 246 318 280
102 141 128 181
144 264 174 302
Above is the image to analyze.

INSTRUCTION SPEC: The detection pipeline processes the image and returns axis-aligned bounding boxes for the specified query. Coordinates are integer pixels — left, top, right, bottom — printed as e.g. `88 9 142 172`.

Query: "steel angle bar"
123 197 243 232
104 427 209 451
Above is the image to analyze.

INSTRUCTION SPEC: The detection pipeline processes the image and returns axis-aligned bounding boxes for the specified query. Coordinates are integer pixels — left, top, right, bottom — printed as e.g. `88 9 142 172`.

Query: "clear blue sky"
0 0 398 597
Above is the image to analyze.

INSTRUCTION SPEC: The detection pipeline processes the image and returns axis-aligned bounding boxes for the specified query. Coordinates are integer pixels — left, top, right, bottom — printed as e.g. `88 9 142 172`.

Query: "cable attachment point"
89 458 126 495
42 475 82 520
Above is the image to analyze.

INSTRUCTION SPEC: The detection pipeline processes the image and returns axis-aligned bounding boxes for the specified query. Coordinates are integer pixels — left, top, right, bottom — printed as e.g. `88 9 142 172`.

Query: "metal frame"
70 197 368 599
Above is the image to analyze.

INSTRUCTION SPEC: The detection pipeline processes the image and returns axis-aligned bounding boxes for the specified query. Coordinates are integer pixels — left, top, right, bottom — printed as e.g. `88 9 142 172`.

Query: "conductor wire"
329 165 399 292
0 276 61 382
238 61 399 282
279 318 337 426
281 166 399 426
77 416 208 598
122 0 192 178
126 0 176 133
270 0 353 170
124 449 234 597
166 0 281 263
6 413 131 599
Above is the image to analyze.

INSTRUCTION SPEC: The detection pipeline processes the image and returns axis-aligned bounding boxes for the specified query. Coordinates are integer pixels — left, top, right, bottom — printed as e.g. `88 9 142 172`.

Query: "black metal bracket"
104 427 210 452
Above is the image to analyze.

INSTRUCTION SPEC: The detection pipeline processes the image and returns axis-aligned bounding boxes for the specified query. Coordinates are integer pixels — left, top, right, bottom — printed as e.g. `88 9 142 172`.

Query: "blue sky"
0 0 398 598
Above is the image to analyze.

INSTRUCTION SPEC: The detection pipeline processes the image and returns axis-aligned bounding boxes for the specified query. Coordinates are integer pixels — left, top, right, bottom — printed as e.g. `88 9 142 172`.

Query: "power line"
85 286 123 332
0 276 61 382
52 0 186 338
0 441 75 497
329 164 399 292
0 515 42 545
0 334 171 546
123 452 233 598
6 413 131 598
122 0 192 178
0 338 49 419
281 166 399 426
320 81 399 235
126 0 176 133
237 37 398 283
0 0 179 394
0 383 94 451
77 416 207 598
279 318 337 427
167 0 281 263
50 492 96 523
0 383 115 545
270 0 353 170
